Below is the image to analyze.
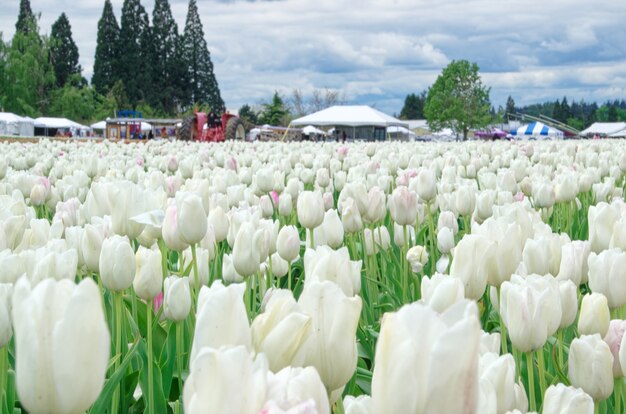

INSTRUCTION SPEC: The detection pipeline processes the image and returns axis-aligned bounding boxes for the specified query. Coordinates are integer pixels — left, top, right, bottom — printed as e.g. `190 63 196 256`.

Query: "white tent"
291 105 407 141
0 112 34 136
302 125 327 135
34 117 90 136
511 121 563 139
292 105 408 128
387 126 416 140
94 120 152 131
580 122 626 137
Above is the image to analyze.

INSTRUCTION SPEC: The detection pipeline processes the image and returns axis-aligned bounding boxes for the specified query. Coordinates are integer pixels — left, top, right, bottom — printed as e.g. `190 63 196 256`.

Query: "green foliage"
50 13 81 88
238 103 258 126
92 0 120 95
399 90 426 119
258 92 290 126
1 23 56 116
181 0 224 113
504 95 516 121
424 59 491 140
48 75 101 123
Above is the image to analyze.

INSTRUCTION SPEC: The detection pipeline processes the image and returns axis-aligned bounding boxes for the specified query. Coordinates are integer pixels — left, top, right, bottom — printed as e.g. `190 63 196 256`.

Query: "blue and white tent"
511 121 563 138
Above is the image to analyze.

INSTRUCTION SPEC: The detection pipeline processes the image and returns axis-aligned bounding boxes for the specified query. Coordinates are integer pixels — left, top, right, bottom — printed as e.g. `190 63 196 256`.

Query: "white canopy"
96 120 152 131
302 125 327 135
580 122 626 136
291 105 408 128
34 117 88 130
0 112 34 136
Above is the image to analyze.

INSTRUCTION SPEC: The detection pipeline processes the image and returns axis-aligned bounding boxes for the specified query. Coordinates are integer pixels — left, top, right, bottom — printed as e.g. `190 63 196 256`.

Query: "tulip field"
1 138 626 414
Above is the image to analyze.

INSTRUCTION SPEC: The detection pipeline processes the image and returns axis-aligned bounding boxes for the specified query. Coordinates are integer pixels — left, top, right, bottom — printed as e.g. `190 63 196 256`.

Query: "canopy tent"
94 120 152 131
34 117 89 137
292 105 408 128
291 105 407 141
302 125 327 135
511 121 563 138
0 112 34 136
580 122 626 137
387 126 416 141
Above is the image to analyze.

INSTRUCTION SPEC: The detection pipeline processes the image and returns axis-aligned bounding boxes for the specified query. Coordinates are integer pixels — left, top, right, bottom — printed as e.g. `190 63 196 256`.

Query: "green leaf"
137 339 167 414
90 338 141 414
160 322 178 399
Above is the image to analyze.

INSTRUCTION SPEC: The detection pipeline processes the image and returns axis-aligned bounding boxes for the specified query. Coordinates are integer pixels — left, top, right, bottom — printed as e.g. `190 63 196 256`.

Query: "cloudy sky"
2 0 626 115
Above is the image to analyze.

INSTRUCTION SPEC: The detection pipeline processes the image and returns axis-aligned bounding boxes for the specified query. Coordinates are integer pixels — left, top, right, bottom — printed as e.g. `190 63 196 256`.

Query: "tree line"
400 87 626 131
0 0 224 124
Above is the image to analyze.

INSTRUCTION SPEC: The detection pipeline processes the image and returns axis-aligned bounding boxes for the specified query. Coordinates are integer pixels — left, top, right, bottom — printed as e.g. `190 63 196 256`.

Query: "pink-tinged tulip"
559 280 578 329
371 300 480 413
278 193 293 217
556 240 591 286
184 346 268 414
578 293 610 337
437 210 459 234
190 281 251 366
293 281 362 397
304 246 361 296
603 319 626 377
569 335 614 401
542 384 594 414
12 277 110 414
388 186 418 226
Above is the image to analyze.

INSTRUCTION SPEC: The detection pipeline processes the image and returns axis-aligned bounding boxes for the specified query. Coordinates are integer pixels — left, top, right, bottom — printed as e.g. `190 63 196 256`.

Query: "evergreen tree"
504 95 516 121
552 99 562 122
117 0 151 106
151 0 182 113
258 92 289 126
182 0 224 112
15 0 36 35
559 97 571 122
92 0 120 94
399 91 426 119
608 104 618 122
238 103 258 126
50 13 81 87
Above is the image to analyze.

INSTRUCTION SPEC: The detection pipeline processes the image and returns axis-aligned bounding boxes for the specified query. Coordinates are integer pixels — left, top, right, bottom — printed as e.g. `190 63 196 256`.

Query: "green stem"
498 287 508 355
537 347 547 400
0 346 7 408
615 378 622 414
558 330 565 369
309 228 315 249
267 255 274 289
244 276 252 321
176 322 184 396
594 401 599 414
191 244 199 300
146 300 154 414
333 392 345 414
287 262 292 291
403 225 409 304
112 292 123 414
526 351 536 413
158 239 168 280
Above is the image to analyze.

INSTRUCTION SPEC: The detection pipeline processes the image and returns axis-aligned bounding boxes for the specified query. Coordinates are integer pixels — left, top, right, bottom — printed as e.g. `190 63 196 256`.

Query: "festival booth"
511 121 563 140
0 112 35 137
34 117 89 137
580 122 626 138
291 105 408 141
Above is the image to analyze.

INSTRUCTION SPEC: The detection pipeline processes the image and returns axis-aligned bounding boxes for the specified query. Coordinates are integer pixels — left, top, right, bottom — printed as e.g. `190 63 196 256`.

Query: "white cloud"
0 0 625 114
